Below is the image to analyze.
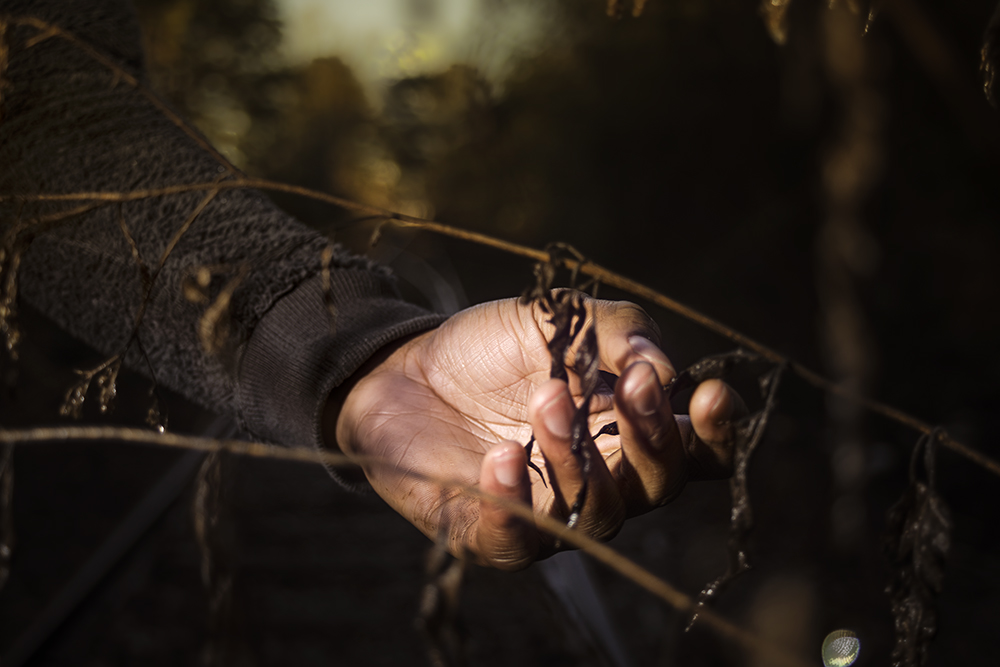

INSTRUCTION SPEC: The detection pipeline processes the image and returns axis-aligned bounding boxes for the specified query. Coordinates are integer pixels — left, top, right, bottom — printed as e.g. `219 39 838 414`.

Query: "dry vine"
680 355 786 630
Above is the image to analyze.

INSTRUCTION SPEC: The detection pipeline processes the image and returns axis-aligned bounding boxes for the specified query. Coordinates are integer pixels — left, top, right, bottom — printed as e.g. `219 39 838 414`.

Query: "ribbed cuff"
237 272 446 454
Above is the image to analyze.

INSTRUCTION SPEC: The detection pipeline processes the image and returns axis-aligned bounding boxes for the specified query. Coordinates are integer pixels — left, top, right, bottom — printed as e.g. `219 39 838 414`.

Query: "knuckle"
581 503 626 543
612 301 661 341
487 547 536 572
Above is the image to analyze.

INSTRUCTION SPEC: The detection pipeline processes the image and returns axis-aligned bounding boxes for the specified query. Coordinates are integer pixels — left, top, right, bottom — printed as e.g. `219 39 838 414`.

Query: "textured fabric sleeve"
0 0 446 449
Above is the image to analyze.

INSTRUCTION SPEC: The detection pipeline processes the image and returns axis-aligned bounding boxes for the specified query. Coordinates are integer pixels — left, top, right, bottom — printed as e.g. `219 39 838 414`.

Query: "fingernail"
542 391 573 439
493 446 522 488
628 335 675 380
623 363 661 416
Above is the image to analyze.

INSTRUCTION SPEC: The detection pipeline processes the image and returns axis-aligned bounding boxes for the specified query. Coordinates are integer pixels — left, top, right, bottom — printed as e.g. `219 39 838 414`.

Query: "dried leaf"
981 2 1000 107
666 348 763 400
57 357 121 419
686 360 785 631
59 369 94 420
522 247 601 527
864 5 879 35
566 319 600 528
521 435 546 487
95 358 122 415
146 392 168 433
885 429 951 667
760 0 793 45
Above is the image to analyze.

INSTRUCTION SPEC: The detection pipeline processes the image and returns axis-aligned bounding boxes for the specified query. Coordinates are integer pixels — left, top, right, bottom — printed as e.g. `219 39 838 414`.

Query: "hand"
330 293 744 570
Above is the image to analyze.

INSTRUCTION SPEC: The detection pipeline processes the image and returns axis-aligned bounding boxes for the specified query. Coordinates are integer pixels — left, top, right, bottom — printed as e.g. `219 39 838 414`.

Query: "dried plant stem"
0 423 810 667
6 181 997 479
153 189 220 277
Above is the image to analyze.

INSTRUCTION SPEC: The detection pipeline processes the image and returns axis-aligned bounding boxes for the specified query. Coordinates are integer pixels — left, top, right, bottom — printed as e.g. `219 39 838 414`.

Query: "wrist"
321 329 431 454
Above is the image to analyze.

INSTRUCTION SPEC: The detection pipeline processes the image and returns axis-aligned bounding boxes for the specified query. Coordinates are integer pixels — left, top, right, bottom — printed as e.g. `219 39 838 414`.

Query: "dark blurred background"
2 0 999 665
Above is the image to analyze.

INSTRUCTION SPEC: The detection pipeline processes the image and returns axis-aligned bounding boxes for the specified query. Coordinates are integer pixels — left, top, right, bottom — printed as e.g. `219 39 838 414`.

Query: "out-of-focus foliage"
134 0 400 235
134 0 285 167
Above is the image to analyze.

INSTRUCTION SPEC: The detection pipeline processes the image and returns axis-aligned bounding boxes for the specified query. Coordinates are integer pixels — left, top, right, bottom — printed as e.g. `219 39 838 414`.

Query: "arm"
0 0 444 455
0 0 744 568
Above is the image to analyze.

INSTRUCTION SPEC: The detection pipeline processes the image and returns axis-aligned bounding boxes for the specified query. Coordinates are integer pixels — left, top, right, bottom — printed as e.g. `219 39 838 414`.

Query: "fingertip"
626 335 676 386
483 441 529 493
684 381 746 480
529 379 573 440
477 441 537 570
691 379 733 429
617 361 664 419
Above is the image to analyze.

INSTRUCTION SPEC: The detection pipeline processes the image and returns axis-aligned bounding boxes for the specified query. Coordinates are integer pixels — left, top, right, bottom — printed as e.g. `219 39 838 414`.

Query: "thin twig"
0 423 811 667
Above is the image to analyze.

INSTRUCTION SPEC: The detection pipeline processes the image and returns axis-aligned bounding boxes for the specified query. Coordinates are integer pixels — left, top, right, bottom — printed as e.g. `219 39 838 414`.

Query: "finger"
684 379 747 479
589 300 676 386
474 441 539 570
529 379 625 541
613 361 688 512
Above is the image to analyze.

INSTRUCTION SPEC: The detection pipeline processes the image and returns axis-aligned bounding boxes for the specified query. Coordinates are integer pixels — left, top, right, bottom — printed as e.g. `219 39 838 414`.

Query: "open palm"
334 294 742 569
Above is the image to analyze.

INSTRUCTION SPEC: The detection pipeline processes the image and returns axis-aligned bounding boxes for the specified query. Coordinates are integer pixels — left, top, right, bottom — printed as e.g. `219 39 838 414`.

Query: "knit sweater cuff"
237 273 446 453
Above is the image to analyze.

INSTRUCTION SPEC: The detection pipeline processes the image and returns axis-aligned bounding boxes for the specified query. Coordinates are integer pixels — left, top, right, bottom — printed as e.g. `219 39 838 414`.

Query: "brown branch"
4 179 998 479
154 189 220 275
0 423 810 667
31 202 105 226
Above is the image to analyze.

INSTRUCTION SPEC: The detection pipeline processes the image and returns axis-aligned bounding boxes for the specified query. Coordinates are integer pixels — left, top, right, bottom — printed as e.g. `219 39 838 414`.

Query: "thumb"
474 442 539 570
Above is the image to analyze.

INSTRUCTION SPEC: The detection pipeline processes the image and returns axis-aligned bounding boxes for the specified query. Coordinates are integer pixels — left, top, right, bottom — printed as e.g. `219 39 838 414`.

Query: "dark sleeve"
0 0 446 449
